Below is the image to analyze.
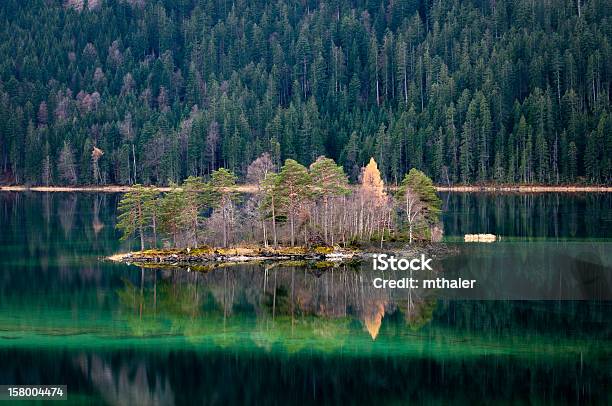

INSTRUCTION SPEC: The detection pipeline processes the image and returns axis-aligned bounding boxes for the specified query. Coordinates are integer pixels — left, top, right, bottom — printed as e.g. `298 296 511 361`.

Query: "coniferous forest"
0 0 610 186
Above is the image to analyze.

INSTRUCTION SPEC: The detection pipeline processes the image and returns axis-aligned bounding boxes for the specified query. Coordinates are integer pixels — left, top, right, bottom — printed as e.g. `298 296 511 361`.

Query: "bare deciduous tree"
247 153 275 246
92 146 104 184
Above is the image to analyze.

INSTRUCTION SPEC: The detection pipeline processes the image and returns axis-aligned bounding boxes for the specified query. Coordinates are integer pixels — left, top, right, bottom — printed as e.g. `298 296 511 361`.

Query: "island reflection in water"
0 192 610 405
117 263 441 341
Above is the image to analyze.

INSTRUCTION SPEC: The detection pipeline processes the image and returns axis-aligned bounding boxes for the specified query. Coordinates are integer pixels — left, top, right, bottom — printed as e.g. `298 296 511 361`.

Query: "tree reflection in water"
116 262 440 343
75 354 175 406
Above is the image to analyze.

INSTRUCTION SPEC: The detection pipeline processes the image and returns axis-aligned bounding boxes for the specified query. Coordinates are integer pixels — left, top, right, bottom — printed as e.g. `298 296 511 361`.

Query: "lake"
0 192 610 405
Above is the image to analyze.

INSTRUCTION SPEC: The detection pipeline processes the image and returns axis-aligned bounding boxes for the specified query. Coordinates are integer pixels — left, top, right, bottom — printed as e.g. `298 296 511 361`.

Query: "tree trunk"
407 198 413 244
403 65 408 105
262 218 268 248
380 209 385 249
409 221 413 244
152 214 157 248
132 144 137 184
290 210 295 246
324 197 329 244
330 198 335 246
271 195 278 248
137 201 145 251
222 203 228 247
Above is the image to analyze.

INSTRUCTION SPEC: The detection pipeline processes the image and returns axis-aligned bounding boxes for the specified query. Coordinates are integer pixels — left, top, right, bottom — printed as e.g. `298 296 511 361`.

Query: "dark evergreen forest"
0 0 610 186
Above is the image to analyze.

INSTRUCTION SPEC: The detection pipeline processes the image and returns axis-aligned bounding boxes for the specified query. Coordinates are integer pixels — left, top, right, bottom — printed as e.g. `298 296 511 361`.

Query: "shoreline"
106 244 455 270
1 184 611 193
435 185 612 192
107 246 360 269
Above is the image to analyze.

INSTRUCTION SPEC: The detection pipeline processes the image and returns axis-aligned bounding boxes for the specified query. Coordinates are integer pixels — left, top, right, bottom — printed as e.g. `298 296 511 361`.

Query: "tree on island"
115 157 444 250
261 171 281 248
116 185 158 251
275 159 312 246
159 185 188 248
397 169 442 243
209 168 239 247
309 156 350 245
181 176 208 248
246 153 276 247
358 158 390 241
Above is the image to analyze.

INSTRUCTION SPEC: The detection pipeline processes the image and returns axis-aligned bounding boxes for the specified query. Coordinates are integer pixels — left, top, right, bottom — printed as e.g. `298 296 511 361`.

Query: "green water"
0 192 610 405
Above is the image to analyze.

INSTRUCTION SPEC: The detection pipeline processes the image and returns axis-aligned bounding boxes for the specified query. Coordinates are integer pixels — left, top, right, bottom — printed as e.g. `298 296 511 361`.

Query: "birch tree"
397 169 442 243
209 168 238 247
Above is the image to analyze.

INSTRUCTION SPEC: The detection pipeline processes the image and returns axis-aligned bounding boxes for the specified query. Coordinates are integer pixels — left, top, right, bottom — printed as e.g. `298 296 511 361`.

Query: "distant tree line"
117 155 442 250
0 0 610 186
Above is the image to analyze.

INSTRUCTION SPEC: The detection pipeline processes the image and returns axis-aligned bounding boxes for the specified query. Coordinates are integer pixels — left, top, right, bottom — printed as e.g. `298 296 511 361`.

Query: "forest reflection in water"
440 191 612 240
115 249 612 345
117 263 439 341
0 192 611 404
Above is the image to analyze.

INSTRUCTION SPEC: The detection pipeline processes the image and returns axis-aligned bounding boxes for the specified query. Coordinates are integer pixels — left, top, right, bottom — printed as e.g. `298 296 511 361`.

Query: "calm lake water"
0 192 610 405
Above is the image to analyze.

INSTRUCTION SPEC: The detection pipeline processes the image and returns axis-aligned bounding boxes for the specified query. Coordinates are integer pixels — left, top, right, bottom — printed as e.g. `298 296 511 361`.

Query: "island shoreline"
107 246 360 269
106 244 455 270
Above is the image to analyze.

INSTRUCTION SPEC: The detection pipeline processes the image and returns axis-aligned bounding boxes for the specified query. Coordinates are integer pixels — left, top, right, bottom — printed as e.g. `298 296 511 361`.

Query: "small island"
109 245 359 269
110 155 443 268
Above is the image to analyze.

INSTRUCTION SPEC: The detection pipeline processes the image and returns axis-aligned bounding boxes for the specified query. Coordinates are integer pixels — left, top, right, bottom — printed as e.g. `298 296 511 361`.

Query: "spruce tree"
116 185 157 251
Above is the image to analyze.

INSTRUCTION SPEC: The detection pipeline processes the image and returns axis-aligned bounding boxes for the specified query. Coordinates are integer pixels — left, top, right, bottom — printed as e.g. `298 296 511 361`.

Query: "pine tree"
24 121 41 184
276 159 312 246
584 132 599 183
459 100 478 183
568 141 578 181
535 129 549 183
159 185 188 247
445 104 458 182
478 95 492 181
431 127 444 182
181 176 208 247
0 0 608 187
309 156 350 244
116 185 157 251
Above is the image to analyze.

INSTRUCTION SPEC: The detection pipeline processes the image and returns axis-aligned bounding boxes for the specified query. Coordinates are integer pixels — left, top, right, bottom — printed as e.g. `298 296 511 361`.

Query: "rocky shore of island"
107 243 455 271
107 245 359 267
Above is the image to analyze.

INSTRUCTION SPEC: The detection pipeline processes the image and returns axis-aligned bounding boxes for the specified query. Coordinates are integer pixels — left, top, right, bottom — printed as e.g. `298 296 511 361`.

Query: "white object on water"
464 234 497 242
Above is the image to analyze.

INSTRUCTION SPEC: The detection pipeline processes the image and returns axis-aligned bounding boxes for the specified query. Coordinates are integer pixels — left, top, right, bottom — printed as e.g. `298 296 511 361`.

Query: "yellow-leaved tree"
358 158 390 243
